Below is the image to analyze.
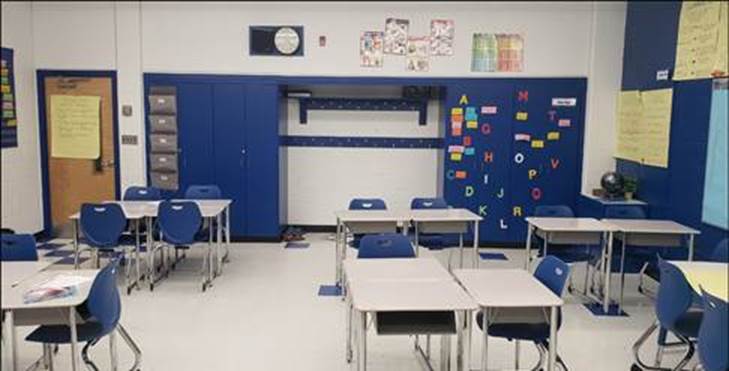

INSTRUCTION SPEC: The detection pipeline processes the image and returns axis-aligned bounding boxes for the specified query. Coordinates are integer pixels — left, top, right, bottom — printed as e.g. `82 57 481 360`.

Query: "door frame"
36 70 121 236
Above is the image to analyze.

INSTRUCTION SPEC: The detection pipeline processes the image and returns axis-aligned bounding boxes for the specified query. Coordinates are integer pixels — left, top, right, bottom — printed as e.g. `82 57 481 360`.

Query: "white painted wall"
1 2 44 233
1 1 625 230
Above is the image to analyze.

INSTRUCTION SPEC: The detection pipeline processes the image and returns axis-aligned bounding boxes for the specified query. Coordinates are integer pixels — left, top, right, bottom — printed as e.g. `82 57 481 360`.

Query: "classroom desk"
524 217 613 313
70 200 158 294
1 259 59 289
334 210 409 287
669 261 728 302
410 209 483 269
348 279 477 371
454 269 563 371
1 269 99 371
342 257 453 283
602 219 700 312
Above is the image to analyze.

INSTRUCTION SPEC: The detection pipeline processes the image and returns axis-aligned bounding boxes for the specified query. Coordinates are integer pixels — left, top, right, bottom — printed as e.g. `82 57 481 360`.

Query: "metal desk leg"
619 234 627 313
224 205 231 263
335 218 341 286
459 233 464 270
109 328 118 371
414 222 420 257
473 220 479 269
73 219 80 269
440 335 451 371
346 294 353 363
6 310 17 371
135 219 141 288
548 307 557 371
465 310 472 371
69 308 79 371
216 213 223 276
525 224 533 270
603 231 614 314
481 307 489 371
357 311 367 371
456 311 464 371
688 234 694 261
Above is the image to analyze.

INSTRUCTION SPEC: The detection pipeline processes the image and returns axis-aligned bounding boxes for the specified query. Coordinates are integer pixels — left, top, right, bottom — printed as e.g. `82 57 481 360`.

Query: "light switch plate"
121 135 138 145
122 105 133 116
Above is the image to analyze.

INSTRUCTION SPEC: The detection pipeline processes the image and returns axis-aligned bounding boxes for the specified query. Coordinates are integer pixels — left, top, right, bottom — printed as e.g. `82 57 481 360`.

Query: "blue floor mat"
318 285 342 296
583 302 629 317
479 252 508 261
285 241 310 249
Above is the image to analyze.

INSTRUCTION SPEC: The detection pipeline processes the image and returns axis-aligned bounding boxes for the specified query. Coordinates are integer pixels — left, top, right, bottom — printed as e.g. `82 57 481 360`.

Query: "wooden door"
43 76 116 233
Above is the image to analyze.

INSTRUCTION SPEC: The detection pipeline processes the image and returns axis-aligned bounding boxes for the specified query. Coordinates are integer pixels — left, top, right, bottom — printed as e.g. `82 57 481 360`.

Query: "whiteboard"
702 79 728 230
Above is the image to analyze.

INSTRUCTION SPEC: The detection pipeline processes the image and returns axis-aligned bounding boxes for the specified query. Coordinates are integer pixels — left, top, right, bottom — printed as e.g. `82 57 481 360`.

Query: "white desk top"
602 219 700 235
334 209 409 222
349 279 477 312
410 208 482 222
1 260 59 289
525 217 612 233
69 199 231 220
343 258 453 283
1 269 99 310
454 269 563 308
669 261 728 301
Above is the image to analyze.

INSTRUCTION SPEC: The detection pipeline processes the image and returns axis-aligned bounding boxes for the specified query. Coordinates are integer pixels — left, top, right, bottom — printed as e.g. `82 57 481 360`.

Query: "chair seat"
476 311 550 341
671 310 703 339
26 322 104 344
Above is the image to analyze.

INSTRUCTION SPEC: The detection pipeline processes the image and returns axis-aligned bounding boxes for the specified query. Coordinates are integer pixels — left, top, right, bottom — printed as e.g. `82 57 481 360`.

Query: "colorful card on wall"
450 153 463 161
471 33 497 72
455 170 467 179
464 147 475 156
516 112 528 121
481 106 497 114
360 31 384 68
552 97 577 107
466 120 478 129
463 136 472 146
451 107 463 115
547 131 560 140
452 126 462 136
558 119 571 127
1 47 17 148
465 106 478 121
531 140 545 149
448 145 465 153
496 33 524 72
406 36 430 72
430 19 455 56
514 133 531 141
384 18 409 55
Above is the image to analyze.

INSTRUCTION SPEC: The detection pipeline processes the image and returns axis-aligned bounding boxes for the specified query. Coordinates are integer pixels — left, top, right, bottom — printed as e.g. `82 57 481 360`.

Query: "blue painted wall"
618 2 728 258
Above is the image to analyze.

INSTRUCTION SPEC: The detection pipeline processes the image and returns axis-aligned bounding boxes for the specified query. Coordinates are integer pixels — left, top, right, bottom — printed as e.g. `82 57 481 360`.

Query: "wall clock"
249 26 304 56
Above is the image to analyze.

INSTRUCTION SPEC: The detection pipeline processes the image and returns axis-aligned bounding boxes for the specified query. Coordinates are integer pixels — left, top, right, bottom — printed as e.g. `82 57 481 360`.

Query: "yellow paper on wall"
450 152 463 162
547 132 560 140
674 2 722 80
451 107 463 115
639 89 673 167
615 90 643 162
516 112 528 121
713 2 728 77
466 120 478 129
531 140 544 149
50 95 101 159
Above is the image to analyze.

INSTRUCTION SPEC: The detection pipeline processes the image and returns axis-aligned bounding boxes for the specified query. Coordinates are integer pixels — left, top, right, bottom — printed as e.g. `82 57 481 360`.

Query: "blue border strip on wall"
36 70 121 236
280 135 443 149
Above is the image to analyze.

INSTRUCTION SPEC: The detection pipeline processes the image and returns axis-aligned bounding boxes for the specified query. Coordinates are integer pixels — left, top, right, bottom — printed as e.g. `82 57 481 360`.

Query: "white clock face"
274 27 300 55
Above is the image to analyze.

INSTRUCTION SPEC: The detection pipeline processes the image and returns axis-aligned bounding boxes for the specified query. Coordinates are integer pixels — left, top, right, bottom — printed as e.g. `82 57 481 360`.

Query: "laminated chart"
1 47 17 148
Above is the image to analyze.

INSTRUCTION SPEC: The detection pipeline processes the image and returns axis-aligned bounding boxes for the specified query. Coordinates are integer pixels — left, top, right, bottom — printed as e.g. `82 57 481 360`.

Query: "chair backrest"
534 255 571 296
711 238 728 263
80 204 127 248
533 205 574 218
358 233 415 259
184 185 222 200
349 198 387 210
411 197 448 209
0 234 38 261
86 258 122 336
123 186 161 201
655 258 695 331
698 289 729 371
604 205 646 219
158 201 202 245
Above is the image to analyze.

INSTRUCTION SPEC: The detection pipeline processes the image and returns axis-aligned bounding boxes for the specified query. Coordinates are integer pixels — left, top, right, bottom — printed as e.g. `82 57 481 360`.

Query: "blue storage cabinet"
443 78 586 244
144 75 283 239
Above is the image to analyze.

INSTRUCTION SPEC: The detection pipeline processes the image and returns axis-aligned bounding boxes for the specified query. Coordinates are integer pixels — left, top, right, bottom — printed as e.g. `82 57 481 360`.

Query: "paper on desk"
22 274 90 304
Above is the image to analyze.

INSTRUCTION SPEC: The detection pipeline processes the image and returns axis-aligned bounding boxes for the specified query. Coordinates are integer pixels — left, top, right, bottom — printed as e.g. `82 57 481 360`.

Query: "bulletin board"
443 78 587 243
1 47 17 148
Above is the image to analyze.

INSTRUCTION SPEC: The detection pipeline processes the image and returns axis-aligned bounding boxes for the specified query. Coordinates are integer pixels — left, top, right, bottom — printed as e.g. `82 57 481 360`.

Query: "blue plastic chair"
26 259 122 370
80 203 129 270
184 185 222 200
532 205 596 294
348 198 388 249
476 256 571 370
410 197 456 250
632 258 702 370
1 234 38 261
697 289 728 371
123 186 162 201
153 201 210 291
711 238 728 263
358 233 415 259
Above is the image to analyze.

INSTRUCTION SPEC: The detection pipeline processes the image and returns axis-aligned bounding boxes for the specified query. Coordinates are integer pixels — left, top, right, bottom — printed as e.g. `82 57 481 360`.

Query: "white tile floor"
5 233 701 371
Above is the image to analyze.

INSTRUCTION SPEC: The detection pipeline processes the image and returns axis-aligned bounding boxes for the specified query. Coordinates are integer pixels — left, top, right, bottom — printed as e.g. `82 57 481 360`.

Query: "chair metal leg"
515 340 520 370
109 330 118 371
439 335 451 371
43 343 55 371
631 319 694 371
116 324 142 371
533 342 546 371
82 340 100 371
583 262 590 296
